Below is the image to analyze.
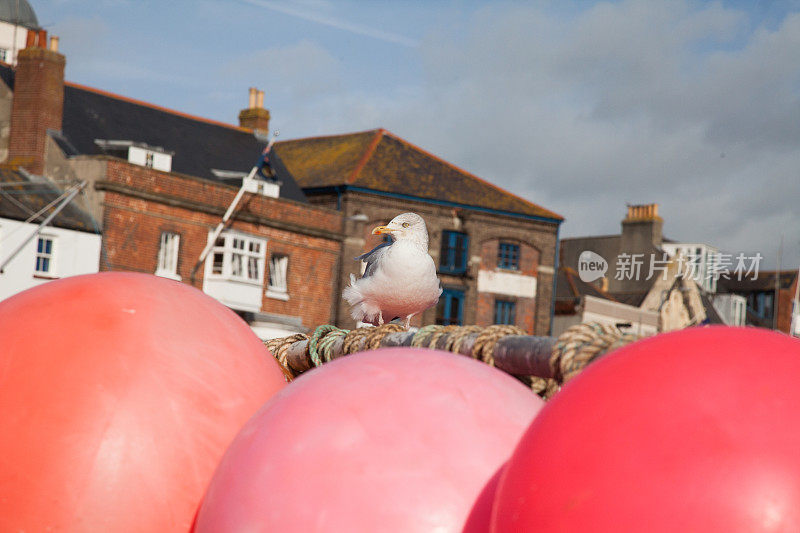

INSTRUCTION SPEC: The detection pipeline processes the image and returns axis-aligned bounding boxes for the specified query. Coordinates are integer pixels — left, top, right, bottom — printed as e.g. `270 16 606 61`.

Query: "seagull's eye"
402 222 410 228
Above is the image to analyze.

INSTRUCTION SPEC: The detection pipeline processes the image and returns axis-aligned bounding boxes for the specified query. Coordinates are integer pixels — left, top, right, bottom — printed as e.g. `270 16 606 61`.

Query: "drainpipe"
190 134 277 284
548 222 561 336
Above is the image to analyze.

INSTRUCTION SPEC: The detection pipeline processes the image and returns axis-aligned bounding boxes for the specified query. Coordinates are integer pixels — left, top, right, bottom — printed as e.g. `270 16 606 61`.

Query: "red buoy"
195 348 544 532
492 326 800 532
0 273 286 532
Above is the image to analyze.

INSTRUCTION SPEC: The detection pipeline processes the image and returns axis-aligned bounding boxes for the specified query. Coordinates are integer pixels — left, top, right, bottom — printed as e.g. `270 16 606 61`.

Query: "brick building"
719 270 800 335
1 12 564 336
559 204 720 332
274 130 563 335
0 32 343 339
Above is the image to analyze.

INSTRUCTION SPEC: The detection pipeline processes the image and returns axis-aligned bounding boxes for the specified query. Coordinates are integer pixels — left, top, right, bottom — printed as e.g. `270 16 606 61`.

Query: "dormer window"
94 139 173 172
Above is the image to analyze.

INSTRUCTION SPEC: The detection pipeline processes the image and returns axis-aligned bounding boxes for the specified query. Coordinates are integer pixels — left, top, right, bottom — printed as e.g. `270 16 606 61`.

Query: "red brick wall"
100 160 342 328
8 47 65 174
777 277 798 334
329 191 557 334
475 238 540 333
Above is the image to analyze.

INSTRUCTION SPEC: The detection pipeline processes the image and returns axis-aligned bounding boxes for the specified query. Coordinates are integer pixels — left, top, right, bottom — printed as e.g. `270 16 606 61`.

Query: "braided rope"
265 333 307 381
427 325 459 349
264 321 643 398
308 325 342 366
318 328 347 361
366 323 405 350
450 325 483 354
411 325 443 347
342 327 372 354
550 322 640 383
471 325 526 366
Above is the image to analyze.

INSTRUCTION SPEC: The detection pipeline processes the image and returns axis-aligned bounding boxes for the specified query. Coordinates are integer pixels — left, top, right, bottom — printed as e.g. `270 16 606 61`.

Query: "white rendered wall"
477 270 537 298
128 146 172 172
0 21 32 64
662 242 720 293
0 217 101 301
712 293 747 326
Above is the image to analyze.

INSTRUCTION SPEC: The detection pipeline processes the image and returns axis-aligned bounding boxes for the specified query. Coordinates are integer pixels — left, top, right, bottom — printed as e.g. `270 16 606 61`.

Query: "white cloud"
345 0 800 268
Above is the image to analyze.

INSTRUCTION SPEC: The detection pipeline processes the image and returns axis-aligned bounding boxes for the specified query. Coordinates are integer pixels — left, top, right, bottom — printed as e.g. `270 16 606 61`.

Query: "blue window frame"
498 242 520 270
440 231 469 274
494 299 516 325
35 236 54 274
436 287 464 326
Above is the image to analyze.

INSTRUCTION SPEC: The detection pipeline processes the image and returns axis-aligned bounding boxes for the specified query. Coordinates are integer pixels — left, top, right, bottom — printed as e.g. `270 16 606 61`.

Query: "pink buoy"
0 273 286 532
195 348 543 532
492 326 800 532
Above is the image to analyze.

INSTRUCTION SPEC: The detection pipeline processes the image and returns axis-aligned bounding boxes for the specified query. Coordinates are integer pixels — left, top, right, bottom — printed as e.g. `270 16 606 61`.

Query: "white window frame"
34 234 56 277
207 231 266 285
266 254 289 301
155 232 181 280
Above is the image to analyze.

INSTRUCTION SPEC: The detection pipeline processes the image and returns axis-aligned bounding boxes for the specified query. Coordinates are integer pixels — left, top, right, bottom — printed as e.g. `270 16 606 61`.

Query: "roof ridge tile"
380 130 563 220
347 129 385 184
64 81 251 133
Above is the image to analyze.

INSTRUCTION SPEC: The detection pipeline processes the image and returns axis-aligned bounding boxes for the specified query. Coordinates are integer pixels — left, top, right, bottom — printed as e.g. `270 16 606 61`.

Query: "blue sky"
35 0 800 269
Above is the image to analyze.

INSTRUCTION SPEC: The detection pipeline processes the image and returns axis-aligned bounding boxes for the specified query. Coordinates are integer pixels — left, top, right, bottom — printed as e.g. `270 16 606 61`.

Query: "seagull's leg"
403 315 412 330
378 312 384 326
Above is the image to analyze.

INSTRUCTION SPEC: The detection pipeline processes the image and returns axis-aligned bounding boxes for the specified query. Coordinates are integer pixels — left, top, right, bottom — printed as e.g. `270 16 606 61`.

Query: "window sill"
207 274 263 286
33 273 59 280
266 289 289 301
155 270 182 281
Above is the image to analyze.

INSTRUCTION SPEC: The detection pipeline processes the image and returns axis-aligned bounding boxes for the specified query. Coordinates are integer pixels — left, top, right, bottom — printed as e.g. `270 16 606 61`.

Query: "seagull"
343 212 442 329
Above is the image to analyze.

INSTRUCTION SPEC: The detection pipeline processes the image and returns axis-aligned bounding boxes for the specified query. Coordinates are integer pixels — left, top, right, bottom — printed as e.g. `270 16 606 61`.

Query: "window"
207 232 265 283
35 236 54 276
494 299 516 325
748 291 774 319
145 152 155 168
498 242 520 270
440 231 469 274
267 254 289 300
436 287 464 326
156 232 180 280
0 49 7 63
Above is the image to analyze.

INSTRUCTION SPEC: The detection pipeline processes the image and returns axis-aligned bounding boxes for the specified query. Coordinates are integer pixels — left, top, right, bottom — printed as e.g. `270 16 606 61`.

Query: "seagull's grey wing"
354 241 391 278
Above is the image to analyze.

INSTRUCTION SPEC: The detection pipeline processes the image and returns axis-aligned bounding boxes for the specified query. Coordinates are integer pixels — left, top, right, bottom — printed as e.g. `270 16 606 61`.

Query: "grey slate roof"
0 63 308 204
0 167 98 232
0 0 38 30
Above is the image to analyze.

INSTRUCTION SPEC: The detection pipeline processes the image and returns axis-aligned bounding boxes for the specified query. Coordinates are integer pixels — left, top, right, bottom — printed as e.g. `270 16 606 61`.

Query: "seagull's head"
372 212 429 248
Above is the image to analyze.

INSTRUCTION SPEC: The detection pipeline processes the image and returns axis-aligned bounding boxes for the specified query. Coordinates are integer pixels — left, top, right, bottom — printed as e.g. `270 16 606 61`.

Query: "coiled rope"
265 322 642 398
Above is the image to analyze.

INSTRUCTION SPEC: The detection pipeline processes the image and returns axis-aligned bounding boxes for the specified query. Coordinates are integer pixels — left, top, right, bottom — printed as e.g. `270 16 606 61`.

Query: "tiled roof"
274 129 563 221
0 63 308 204
0 167 98 232
556 266 617 302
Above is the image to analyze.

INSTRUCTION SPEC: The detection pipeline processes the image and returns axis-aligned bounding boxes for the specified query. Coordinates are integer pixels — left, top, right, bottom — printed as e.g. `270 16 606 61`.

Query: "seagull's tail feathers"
343 274 381 323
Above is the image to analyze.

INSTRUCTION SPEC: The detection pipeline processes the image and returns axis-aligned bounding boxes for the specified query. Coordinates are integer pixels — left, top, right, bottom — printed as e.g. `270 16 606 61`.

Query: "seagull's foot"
378 312 384 326
402 315 412 330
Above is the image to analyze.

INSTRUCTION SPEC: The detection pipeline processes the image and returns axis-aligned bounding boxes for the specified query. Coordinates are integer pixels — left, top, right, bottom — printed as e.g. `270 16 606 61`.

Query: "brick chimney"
238 87 270 131
621 203 663 252
8 35 65 175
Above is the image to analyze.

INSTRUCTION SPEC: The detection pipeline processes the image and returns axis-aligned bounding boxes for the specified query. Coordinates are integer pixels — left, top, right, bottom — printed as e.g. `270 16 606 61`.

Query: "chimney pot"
49 36 59 52
256 90 264 109
248 87 257 109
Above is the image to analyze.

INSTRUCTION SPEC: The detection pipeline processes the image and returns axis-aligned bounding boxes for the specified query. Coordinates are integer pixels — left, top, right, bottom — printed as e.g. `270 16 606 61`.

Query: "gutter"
303 185 564 225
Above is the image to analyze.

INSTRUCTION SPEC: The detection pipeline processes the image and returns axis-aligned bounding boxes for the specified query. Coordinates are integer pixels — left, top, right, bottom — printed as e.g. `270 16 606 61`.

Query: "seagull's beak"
372 225 393 235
